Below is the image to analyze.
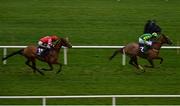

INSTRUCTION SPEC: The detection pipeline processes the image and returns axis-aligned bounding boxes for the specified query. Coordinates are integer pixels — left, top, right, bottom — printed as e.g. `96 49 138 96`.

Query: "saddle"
139 43 158 54
37 47 50 57
139 43 150 54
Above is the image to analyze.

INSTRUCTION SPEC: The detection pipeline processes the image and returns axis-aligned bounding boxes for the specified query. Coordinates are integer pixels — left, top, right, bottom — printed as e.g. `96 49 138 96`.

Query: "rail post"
64 47 68 65
3 48 7 64
42 97 46 106
63 37 69 65
177 41 179 54
112 96 116 106
122 49 126 66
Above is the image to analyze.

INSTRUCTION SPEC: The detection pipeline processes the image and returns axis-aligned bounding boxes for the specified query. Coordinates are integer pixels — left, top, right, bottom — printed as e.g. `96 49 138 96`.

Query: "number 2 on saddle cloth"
139 43 150 54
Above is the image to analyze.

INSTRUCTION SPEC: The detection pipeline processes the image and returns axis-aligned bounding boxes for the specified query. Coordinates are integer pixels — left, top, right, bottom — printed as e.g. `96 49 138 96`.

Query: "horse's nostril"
69 46 72 48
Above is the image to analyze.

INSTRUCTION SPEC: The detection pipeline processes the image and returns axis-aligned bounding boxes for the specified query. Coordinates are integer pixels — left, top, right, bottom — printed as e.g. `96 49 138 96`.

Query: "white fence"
1 46 180 65
0 95 180 106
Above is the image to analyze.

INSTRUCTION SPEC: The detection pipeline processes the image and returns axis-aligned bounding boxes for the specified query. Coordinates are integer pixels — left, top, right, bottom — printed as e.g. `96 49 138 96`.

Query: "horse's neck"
152 42 162 50
54 44 62 52
152 35 166 50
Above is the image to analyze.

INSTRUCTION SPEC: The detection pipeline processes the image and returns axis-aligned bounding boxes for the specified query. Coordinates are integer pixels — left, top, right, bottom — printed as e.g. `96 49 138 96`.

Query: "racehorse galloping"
2 37 72 75
109 34 172 70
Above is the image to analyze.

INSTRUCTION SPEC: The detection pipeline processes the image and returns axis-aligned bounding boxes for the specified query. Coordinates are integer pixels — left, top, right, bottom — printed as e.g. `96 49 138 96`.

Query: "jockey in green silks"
139 32 159 53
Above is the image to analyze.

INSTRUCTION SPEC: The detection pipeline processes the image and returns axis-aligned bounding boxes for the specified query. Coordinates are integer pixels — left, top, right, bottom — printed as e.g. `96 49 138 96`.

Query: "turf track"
0 0 180 105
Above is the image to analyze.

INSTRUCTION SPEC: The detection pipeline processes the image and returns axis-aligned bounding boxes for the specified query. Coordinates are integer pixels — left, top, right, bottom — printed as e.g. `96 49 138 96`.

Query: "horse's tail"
2 49 24 61
109 47 124 60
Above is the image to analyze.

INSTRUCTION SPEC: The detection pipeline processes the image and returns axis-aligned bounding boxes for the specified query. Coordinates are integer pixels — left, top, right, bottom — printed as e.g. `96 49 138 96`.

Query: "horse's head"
55 37 72 49
158 34 173 45
61 38 72 48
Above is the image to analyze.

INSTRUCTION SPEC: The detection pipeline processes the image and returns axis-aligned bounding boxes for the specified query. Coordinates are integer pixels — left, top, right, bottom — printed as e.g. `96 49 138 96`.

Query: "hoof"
138 65 144 70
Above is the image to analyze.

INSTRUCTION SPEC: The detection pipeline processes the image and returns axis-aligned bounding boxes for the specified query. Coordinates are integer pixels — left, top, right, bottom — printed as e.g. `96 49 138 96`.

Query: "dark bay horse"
109 34 172 70
2 37 72 75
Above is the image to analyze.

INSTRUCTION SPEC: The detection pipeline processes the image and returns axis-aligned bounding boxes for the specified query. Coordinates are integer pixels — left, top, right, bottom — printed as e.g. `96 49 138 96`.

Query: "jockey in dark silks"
139 20 162 53
144 20 162 34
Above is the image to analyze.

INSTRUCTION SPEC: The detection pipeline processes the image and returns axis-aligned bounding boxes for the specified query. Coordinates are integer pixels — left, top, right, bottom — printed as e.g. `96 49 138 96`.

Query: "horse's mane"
54 39 61 46
54 38 67 48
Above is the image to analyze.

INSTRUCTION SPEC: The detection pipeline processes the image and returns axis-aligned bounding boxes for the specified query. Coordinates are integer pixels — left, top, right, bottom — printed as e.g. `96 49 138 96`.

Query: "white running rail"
1 46 180 65
0 95 180 106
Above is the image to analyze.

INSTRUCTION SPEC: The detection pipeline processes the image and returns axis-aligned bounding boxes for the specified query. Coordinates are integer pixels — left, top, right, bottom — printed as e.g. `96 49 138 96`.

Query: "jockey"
139 32 159 53
37 35 59 56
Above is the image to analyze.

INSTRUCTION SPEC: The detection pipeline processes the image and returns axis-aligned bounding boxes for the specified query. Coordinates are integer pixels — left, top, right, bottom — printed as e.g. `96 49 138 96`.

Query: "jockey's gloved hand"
147 42 152 46
47 45 51 49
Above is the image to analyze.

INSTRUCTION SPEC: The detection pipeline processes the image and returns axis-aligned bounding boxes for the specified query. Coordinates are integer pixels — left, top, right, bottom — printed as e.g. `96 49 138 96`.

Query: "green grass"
0 0 180 105
0 0 180 45
0 49 180 105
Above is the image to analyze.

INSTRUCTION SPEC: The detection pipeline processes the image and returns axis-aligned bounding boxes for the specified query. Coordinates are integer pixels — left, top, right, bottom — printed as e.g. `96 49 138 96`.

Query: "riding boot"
37 48 44 56
143 45 150 54
40 48 49 57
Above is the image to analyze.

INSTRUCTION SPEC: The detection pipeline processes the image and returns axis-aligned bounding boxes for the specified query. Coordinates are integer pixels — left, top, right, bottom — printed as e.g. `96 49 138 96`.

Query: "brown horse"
109 34 172 70
2 37 72 75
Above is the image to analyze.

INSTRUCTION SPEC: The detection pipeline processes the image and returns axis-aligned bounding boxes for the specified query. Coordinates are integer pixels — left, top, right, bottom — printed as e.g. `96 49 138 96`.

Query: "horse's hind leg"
25 59 34 70
133 56 144 70
25 59 44 75
129 56 139 69
31 60 44 75
129 56 144 71
129 57 136 68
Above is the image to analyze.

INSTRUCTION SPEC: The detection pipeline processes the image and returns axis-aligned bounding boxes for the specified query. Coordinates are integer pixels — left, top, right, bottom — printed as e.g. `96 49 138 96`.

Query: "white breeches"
139 38 152 46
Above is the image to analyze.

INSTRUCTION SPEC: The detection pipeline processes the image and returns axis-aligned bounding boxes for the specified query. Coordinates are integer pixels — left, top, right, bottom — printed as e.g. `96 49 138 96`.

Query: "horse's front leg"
155 56 163 64
56 62 63 74
145 59 154 68
41 63 53 71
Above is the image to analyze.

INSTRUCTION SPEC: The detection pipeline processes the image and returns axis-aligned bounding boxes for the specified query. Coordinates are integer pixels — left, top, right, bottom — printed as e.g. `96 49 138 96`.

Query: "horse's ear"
60 37 65 42
61 37 69 42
